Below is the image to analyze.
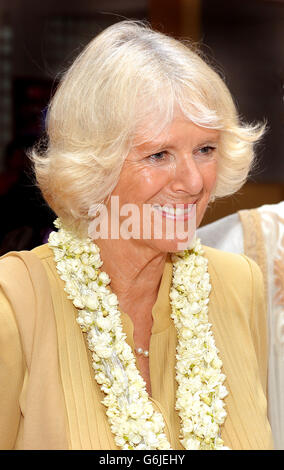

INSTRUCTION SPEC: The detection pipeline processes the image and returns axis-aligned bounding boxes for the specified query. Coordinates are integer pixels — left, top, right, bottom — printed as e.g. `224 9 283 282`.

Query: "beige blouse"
0 243 274 449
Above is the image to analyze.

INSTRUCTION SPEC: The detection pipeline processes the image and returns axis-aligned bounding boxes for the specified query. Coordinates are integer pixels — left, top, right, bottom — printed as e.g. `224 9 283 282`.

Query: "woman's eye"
197 146 216 156
148 151 167 162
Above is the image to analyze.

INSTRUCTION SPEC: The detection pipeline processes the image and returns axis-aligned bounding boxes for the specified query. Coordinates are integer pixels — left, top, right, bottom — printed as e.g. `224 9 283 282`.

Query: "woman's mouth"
151 203 196 221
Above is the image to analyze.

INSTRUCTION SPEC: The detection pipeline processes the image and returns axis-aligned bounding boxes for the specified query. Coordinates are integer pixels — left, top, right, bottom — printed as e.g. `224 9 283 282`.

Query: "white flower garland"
48 218 229 450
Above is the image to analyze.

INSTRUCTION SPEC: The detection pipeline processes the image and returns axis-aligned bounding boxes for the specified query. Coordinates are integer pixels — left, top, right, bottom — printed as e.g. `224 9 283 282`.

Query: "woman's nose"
171 154 204 196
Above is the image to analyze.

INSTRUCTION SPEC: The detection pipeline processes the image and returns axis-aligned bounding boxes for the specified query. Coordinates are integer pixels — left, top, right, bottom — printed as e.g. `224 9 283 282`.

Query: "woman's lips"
151 202 196 220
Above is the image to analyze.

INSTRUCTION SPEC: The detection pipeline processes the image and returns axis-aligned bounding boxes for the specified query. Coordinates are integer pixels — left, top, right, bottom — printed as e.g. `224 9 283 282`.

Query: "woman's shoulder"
0 243 53 271
31 243 54 260
203 244 262 277
0 243 55 304
202 245 267 356
202 244 264 296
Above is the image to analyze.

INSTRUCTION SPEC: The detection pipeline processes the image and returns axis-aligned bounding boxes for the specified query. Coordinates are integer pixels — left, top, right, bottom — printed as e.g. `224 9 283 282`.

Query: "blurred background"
0 0 283 254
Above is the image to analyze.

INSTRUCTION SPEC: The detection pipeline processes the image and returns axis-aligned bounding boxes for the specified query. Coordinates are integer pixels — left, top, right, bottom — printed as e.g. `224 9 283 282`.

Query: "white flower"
128 403 144 419
81 253 91 265
184 437 201 450
96 316 113 332
73 296 86 309
89 331 113 359
95 372 108 385
98 271 111 285
102 293 118 309
85 294 99 311
84 266 97 280
120 343 134 362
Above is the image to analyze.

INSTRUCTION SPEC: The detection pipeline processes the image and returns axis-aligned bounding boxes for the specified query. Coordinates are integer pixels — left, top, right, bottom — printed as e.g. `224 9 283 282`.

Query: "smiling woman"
0 21 274 450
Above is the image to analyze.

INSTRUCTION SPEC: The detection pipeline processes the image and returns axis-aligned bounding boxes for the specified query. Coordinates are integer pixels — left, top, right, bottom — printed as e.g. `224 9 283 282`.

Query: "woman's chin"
145 236 196 254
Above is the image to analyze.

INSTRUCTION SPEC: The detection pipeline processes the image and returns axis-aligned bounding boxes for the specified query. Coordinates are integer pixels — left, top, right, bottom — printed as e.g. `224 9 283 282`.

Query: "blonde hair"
31 20 265 235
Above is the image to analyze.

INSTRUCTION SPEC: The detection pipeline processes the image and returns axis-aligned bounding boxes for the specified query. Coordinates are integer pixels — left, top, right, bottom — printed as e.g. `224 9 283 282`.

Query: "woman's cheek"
127 170 171 205
135 164 175 200
112 161 174 206
204 159 218 189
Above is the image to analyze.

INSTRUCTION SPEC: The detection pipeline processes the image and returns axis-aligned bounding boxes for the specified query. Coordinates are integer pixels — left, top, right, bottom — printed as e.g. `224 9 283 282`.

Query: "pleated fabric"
0 243 274 449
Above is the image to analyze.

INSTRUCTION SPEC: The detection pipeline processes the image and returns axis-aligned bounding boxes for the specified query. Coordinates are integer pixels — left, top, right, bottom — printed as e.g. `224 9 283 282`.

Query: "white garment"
198 202 284 450
197 213 244 254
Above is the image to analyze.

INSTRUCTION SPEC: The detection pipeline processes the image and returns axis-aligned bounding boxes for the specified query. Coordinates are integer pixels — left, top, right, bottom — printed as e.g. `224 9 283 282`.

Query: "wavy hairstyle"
31 20 265 235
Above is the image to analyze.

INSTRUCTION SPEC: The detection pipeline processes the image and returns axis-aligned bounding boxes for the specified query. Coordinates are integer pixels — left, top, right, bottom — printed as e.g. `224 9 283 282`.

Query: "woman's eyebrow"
194 139 219 147
136 132 220 154
137 141 168 154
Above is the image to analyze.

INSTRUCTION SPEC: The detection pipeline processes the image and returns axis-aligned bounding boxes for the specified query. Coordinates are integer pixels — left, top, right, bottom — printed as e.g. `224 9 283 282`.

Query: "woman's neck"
95 237 167 320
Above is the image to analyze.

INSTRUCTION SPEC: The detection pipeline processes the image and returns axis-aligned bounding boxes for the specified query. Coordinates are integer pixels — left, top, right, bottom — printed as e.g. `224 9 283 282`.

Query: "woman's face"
108 116 219 252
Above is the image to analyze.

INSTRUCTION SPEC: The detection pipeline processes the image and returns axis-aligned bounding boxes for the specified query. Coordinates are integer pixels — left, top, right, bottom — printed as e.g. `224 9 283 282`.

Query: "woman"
0 21 274 450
